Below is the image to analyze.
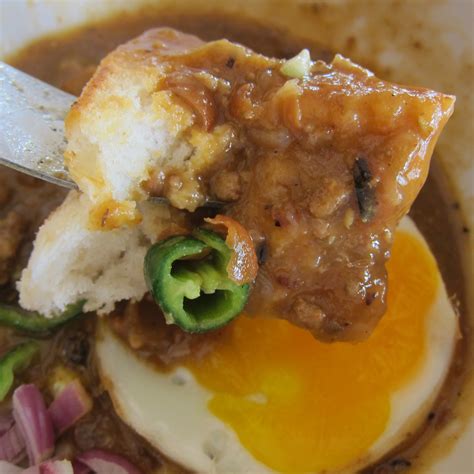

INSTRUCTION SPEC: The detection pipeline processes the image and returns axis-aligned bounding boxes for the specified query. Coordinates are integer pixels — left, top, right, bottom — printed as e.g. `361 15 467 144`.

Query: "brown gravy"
1 7 470 473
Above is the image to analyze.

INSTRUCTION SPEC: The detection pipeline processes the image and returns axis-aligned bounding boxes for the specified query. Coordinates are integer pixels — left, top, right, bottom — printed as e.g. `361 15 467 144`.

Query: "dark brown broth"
1 8 469 473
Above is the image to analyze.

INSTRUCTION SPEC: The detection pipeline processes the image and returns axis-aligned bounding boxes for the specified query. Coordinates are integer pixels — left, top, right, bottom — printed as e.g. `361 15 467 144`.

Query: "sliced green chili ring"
0 341 40 401
144 230 249 333
0 300 86 336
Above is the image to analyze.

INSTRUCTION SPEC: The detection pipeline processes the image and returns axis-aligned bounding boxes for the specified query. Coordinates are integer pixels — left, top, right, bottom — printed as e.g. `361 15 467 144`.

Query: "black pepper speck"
353 157 377 223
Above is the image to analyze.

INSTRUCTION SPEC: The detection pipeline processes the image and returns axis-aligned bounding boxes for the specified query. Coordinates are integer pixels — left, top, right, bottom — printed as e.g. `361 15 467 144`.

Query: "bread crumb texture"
17 191 182 317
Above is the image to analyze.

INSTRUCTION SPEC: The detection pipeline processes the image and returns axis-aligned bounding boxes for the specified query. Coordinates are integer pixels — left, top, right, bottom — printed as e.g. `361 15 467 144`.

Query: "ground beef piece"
210 169 242 201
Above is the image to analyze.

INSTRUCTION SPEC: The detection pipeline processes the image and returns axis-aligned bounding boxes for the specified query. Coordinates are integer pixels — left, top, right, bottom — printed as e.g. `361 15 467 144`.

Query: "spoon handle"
0 61 78 189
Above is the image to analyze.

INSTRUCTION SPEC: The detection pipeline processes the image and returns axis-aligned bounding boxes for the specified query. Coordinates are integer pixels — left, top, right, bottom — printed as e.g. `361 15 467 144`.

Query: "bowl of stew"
0 0 472 473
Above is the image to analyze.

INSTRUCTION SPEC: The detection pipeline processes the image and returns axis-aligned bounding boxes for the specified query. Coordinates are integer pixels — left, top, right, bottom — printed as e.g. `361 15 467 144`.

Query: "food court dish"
0 3 471 473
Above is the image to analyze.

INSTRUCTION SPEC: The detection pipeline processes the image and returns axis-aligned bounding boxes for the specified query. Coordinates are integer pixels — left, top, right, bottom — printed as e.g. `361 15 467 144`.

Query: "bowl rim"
0 0 472 472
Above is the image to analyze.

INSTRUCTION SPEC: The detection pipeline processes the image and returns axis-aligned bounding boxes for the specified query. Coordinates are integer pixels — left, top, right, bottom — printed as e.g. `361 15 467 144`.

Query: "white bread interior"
17 191 177 317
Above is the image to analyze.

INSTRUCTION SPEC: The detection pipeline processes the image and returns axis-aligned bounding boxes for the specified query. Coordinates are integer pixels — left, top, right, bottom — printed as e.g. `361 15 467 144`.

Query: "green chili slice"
144 229 249 333
0 341 39 401
0 301 85 336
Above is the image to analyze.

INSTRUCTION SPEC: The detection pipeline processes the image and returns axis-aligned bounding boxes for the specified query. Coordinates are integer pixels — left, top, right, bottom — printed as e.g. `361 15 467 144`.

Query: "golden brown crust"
66 29 205 127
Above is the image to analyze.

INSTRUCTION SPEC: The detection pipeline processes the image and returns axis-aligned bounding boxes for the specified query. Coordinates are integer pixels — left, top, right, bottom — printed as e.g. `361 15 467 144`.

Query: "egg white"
96 325 274 474
96 216 459 473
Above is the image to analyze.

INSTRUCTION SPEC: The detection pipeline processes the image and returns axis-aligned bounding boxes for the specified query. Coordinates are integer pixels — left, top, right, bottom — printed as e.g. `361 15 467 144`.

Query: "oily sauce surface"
1 7 469 473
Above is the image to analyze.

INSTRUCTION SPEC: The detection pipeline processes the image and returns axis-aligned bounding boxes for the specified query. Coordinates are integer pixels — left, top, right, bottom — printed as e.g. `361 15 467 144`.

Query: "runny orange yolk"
185 231 439 472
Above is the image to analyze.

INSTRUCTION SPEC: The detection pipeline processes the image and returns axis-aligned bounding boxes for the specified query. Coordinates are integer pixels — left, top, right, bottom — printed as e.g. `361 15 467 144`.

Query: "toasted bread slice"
17 191 186 317
65 29 235 224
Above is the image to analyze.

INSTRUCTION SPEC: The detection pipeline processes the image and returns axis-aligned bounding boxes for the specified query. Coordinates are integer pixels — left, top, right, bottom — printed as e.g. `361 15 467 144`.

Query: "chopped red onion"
22 459 74 474
49 380 92 436
76 450 143 474
0 423 25 463
71 459 91 474
0 460 22 474
12 384 54 465
40 459 74 474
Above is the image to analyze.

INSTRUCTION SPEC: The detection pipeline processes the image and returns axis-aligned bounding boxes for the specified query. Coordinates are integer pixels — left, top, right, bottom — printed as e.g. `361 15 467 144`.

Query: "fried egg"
96 216 459 473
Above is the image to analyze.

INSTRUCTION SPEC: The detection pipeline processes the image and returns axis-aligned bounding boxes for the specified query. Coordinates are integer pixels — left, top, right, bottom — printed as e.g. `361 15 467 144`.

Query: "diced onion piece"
77 449 143 474
42 460 74 474
204 215 259 284
49 380 93 435
280 49 312 78
12 384 54 465
0 423 25 463
72 460 92 474
22 459 74 474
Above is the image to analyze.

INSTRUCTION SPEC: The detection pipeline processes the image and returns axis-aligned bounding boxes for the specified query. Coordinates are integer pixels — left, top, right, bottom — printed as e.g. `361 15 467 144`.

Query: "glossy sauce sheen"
2 8 469 474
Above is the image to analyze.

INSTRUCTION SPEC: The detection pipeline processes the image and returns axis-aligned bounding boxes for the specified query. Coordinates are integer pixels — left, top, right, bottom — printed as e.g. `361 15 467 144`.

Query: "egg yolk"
185 231 439 472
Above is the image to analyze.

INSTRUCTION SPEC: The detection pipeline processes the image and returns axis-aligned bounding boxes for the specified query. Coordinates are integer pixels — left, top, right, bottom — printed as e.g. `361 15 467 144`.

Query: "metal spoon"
0 61 76 189
0 61 222 207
